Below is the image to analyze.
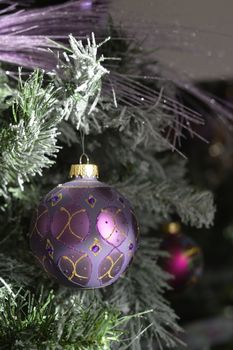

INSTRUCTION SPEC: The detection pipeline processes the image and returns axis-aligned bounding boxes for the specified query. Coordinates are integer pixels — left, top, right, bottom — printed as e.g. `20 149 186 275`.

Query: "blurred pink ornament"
160 222 203 291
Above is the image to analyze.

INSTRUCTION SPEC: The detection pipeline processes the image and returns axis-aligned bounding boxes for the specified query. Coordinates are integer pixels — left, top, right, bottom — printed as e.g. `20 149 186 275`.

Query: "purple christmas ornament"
30 158 139 288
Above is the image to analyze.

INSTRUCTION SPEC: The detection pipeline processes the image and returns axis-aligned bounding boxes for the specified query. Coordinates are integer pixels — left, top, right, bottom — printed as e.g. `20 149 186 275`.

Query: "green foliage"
118 155 215 229
123 178 214 229
0 254 37 286
0 69 13 112
0 286 142 350
0 69 61 198
55 296 128 350
0 32 217 350
0 287 56 349
0 34 110 202
51 33 110 133
111 238 185 350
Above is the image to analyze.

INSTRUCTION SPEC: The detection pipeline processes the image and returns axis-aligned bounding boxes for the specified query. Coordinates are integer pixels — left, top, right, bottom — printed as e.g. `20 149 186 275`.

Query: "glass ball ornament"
160 222 203 291
30 156 139 289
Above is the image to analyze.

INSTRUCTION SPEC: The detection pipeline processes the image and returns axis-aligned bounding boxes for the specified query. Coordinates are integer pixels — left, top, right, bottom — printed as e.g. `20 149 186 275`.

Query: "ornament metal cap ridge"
69 153 99 179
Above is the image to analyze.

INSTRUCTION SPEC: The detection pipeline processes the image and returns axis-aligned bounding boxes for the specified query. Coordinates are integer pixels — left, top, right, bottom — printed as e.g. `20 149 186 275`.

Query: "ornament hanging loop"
79 153 90 165
69 129 99 178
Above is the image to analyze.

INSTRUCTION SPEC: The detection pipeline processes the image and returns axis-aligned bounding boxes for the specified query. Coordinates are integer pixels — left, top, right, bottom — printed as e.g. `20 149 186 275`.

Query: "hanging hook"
79 130 89 164
79 153 90 164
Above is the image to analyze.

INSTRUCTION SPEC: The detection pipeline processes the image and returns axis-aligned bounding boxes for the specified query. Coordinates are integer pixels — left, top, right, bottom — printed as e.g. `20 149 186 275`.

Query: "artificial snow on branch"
0 69 61 197
0 34 110 199
53 33 110 133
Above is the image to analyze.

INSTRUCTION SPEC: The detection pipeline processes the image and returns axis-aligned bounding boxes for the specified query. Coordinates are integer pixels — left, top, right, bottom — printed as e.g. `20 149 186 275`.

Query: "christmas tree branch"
114 153 215 229
111 238 185 349
0 30 217 350
51 33 110 133
0 285 148 350
0 34 110 201
0 69 61 199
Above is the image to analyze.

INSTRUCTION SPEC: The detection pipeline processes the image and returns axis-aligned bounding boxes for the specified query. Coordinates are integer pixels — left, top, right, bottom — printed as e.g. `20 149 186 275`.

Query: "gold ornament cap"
69 154 99 179
163 222 181 235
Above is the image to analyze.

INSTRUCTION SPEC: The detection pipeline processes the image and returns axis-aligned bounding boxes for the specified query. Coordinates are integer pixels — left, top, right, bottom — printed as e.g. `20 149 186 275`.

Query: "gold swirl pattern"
59 254 90 285
31 207 48 238
56 207 86 241
42 255 58 280
46 239 54 259
98 253 124 282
